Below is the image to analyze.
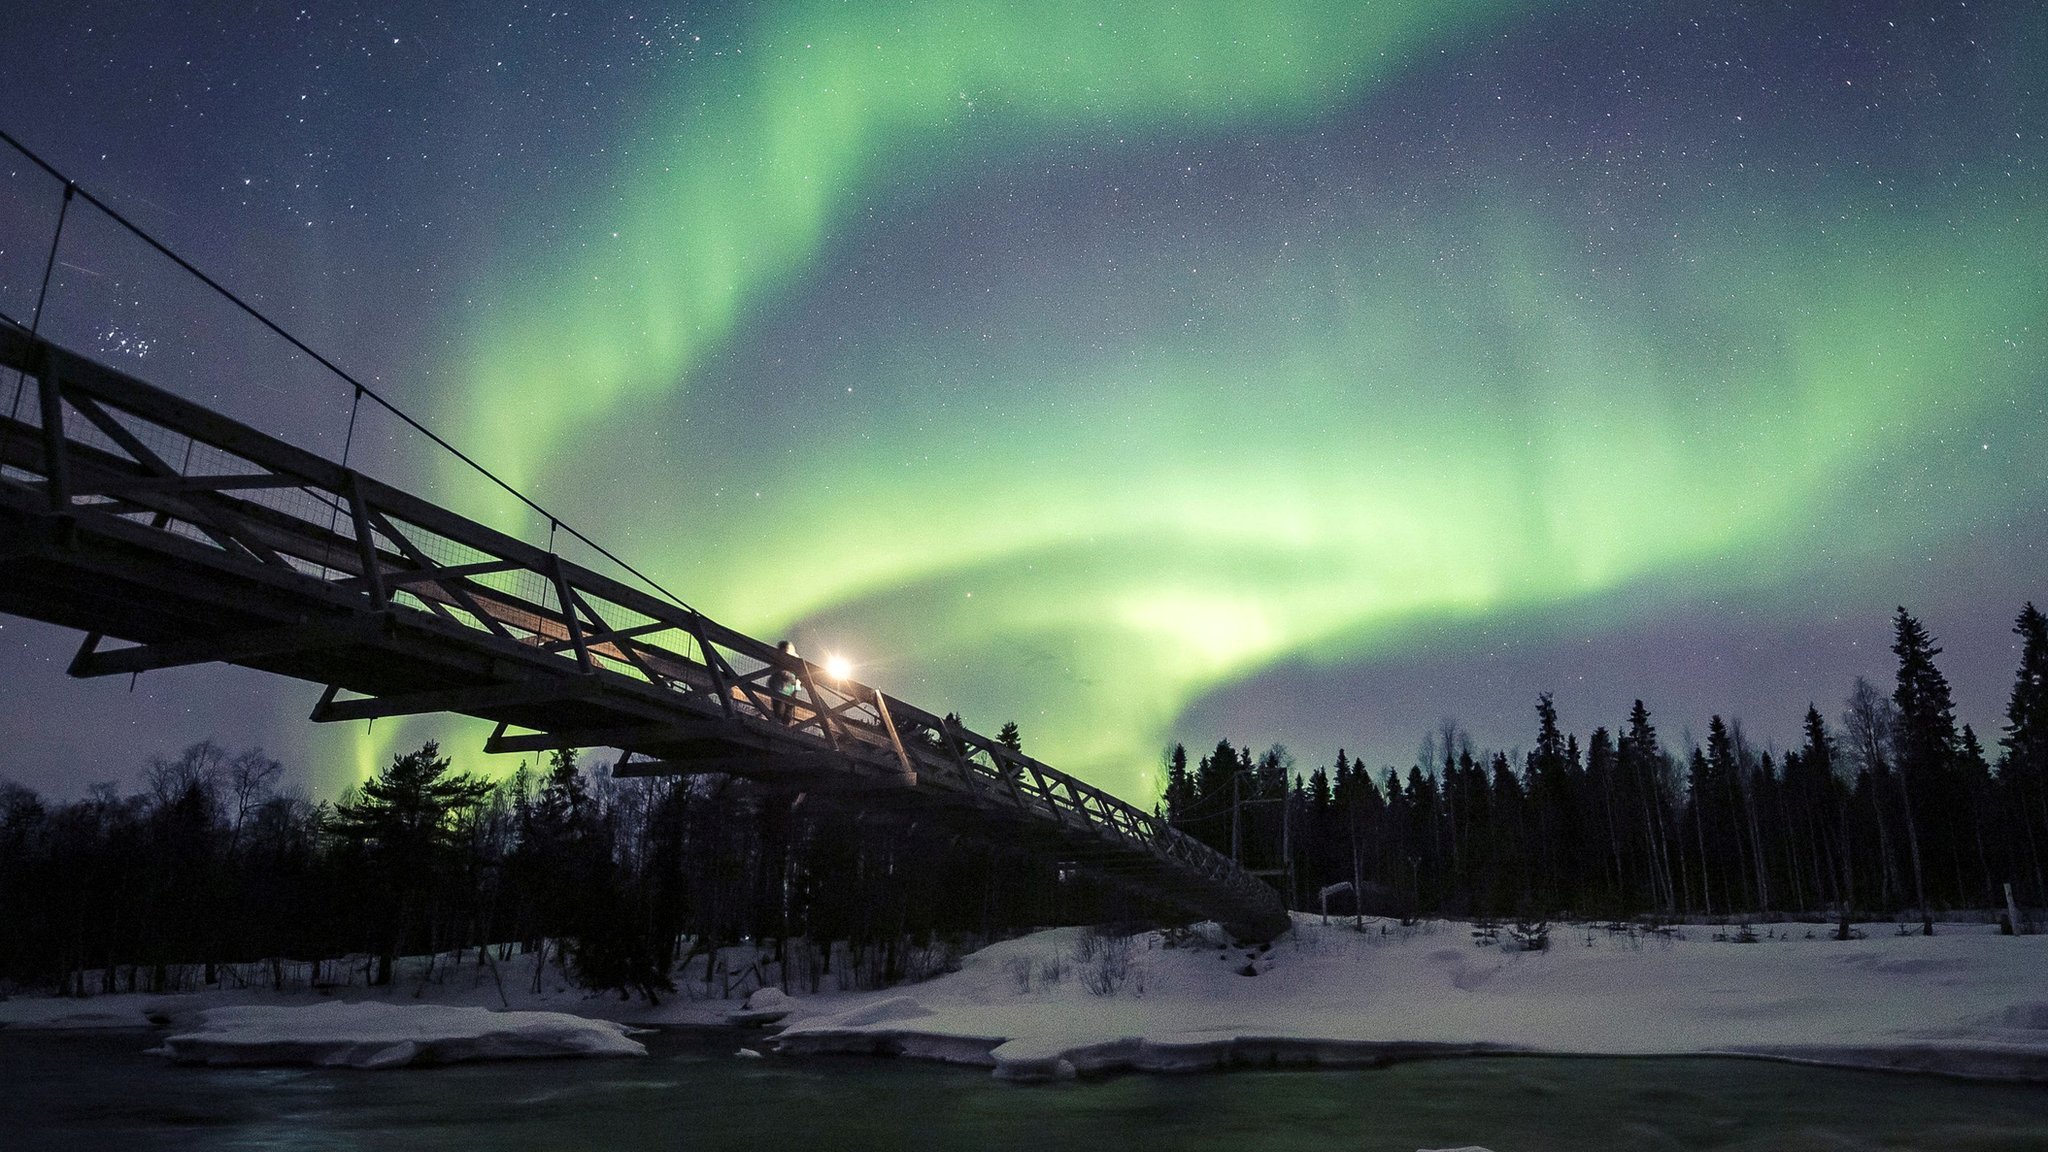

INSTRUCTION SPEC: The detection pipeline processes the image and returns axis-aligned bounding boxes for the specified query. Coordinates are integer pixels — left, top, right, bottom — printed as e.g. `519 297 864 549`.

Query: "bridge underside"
0 321 1290 941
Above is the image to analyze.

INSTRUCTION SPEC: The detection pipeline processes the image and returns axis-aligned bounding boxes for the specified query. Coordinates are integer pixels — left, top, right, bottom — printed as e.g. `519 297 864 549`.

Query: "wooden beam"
65 391 289 569
342 470 388 611
872 690 917 786
67 615 391 677
611 752 840 778
36 361 68 511
545 552 592 672
482 717 764 755
70 472 304 498
309 675 603 723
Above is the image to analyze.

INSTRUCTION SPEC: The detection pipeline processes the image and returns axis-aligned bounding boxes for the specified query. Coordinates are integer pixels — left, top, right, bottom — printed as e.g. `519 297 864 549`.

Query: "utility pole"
1281 788 1295 908
1231 772 1242 864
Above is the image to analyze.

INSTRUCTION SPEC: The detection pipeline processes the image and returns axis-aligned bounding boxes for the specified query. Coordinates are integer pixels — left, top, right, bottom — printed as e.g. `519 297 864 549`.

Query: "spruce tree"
996 721 1024 753
326 741 491 984
1890 608 1954 934
2005 604 2048 772
1528 694 1574 908
1308 765 1332 815
2002 604 2048 905
1161 743 1193 826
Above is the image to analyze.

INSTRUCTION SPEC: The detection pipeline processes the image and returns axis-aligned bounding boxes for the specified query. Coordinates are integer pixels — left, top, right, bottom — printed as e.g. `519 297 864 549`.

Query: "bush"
1073 928 1136 996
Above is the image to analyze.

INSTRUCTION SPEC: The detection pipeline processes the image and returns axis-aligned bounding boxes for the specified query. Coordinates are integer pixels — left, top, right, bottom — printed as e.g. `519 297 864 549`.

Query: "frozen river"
4 1027 2046 1150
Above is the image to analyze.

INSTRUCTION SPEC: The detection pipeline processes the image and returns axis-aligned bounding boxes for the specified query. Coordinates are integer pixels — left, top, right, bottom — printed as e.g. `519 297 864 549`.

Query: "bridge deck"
0 320 1289 940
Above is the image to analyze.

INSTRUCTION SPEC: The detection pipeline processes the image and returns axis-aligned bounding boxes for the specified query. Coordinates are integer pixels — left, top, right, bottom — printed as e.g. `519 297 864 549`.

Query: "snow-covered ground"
772 916 2048 1082
3 916 2044 1081
153 1001 644 1068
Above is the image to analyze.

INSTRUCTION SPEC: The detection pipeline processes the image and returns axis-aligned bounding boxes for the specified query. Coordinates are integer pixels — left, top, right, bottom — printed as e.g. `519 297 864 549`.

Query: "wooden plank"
612 752 840 778
71 472 303 497
309 675 604 723
483 718 765 755
67 614 390 677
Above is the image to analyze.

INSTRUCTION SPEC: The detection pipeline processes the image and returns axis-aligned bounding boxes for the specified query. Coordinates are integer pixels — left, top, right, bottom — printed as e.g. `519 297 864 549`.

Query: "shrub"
1073 928 1136 996
1509 919 1550 951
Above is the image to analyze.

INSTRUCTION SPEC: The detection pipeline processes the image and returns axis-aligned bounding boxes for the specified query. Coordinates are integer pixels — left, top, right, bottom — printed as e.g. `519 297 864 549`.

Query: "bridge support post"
36 357 68 511
545 552 592 673
342 470 388 611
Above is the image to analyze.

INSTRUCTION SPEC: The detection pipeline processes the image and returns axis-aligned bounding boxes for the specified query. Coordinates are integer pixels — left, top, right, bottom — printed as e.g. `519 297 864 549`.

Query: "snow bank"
155 1002 645 1068
776 917 2048 1082
727 986 796 1026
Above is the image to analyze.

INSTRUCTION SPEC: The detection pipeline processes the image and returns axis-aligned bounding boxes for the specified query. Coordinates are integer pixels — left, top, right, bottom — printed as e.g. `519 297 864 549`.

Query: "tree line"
3 601 2040 998
0 738 1107 998
1161 605 2048 930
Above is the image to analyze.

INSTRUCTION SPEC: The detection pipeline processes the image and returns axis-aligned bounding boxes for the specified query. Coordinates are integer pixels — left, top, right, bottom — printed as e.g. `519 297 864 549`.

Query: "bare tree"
224 749 283 853
144 738 229 814
1842 677 1904 911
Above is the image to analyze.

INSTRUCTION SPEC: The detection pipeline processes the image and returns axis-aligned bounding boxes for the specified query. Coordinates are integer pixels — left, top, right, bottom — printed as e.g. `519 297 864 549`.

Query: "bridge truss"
0 320 1290 940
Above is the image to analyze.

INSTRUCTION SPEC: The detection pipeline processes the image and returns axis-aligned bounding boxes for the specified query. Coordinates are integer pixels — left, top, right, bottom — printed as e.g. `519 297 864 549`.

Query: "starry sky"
1 1 2042 803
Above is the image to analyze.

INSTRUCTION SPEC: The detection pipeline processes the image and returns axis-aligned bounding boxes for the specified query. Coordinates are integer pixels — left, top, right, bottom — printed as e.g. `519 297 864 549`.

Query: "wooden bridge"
0 318 1290 940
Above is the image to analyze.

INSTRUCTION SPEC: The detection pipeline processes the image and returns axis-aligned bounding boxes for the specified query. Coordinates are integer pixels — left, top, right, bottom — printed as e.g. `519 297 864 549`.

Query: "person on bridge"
770 640 801 725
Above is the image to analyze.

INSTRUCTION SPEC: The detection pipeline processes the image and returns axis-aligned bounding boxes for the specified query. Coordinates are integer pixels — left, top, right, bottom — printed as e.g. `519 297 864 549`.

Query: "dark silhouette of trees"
326 741 494 985
1889 608 1955 934
996 722 1024 752
1153 603 2048 930
4 603 2045 998
2003 604 2048 906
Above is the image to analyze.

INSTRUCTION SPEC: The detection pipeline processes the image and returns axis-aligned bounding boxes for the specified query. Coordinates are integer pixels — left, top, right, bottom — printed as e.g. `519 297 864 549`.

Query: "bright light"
823 654 853 681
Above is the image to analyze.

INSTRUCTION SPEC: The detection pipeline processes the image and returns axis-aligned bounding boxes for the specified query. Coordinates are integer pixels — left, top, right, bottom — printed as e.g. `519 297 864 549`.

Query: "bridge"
0 165 1288 944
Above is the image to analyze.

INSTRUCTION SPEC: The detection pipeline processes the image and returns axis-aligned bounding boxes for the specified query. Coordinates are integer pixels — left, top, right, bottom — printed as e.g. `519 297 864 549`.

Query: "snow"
152 1001 645 1068
726 985 795 1026
5 916 2044 1082
774 916 2048 1082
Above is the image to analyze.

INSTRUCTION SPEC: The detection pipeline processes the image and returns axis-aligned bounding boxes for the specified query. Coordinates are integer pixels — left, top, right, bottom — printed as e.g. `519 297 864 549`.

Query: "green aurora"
425 1 2047 797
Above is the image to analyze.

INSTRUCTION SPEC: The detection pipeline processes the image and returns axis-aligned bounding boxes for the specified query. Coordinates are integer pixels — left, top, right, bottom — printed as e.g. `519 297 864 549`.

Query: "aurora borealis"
1 1 2043 801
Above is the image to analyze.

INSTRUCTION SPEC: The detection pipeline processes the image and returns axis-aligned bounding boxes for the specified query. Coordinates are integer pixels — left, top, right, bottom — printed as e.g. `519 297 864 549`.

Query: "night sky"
1 1 2042 803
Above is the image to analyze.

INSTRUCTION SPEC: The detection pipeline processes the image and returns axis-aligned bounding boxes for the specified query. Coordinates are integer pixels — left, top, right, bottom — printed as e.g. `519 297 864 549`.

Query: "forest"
0 736 1082 1000
2 603 2043 999
1167 606 2048 933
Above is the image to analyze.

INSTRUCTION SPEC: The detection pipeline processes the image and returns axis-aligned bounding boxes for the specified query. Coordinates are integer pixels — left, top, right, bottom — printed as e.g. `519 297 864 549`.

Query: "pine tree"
996 721 1024 753
1622 701 1675 913
1585 726 1624 909
1308 765 1332 815
1161 743 1194 826
1791 705 1852 932
1527 694 1574 909
1891 608 1955 934
2002 604 2048 905
326 741 491 984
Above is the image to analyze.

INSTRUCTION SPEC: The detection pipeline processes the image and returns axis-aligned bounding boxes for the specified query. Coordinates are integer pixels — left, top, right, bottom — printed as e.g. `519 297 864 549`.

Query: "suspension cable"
0 126 698 616
319 385 366 580
6 179 74 425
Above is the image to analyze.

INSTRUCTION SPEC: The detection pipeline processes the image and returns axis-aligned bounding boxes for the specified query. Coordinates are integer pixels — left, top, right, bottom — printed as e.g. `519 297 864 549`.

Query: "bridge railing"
0 319 1284 928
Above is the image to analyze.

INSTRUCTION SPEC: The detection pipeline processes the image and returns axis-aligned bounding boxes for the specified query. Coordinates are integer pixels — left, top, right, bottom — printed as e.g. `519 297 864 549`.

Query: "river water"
4 1027 2045 1151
